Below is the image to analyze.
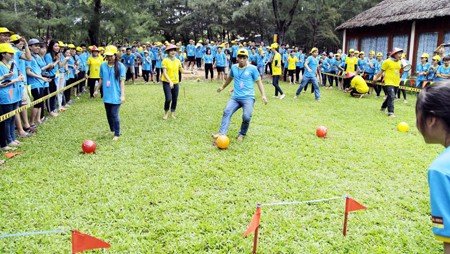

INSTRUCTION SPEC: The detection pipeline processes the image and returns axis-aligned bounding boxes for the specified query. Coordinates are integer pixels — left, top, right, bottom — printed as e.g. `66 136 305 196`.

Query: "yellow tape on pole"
0 78 86 123
321 73 422 92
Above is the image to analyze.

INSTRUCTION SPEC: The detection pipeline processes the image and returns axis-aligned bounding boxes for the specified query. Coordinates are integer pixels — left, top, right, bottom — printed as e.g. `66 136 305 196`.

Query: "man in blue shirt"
121 48 136 82
295 47 321 100
214 49 268 142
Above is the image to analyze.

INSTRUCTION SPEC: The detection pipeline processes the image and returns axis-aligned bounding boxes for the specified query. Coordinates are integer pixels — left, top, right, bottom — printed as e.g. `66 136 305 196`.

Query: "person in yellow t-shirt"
287 50 298 84
345 72 369 98
161 44 195 120
374 47 403 118
85 46 103 98
270 43 285 99
343 48 358 90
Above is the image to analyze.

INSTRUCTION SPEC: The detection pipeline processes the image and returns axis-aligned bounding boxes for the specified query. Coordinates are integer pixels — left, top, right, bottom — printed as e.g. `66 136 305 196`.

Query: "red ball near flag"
82 140 97 154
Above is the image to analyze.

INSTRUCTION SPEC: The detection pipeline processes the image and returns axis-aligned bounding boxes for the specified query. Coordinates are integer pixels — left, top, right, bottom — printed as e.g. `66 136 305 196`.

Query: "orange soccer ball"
216 135 230 149
82 140 97 153
316 126 328 138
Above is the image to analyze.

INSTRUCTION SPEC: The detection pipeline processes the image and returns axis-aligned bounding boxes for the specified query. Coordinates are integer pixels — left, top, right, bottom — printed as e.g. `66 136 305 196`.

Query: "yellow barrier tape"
0 78 86 123
322 73 422 92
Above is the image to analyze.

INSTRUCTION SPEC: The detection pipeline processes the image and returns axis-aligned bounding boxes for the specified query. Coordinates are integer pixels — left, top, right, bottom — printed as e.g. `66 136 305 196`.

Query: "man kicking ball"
213 49 268 142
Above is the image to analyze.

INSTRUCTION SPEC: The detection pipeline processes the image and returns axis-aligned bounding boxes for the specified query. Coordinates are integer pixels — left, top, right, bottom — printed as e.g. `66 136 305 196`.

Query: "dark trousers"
155 68 162 82
283 68 288 81
134 66 139 78
31 88 44 109
205 63 213 79
88 78 100 98
381 86 396 114
48 78 57 112
196 58 202 68
152 60 156 72
143 70 150 82
65 78 75 103
272 75 284 96
77 71 86 92
104 103 121 137
396 81 407 100
0 103 15 147
162 82 179 112
295 67 304 82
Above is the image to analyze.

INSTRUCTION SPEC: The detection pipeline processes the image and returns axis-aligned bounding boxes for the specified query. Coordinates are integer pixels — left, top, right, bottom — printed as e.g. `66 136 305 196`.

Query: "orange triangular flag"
71 230 110 253
4 152 24 159
346 197 367 213
243 206 261 238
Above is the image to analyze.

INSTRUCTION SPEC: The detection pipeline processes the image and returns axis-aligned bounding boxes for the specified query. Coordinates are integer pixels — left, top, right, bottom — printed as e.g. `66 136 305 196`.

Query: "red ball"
316 126 327 138
82 140 97 153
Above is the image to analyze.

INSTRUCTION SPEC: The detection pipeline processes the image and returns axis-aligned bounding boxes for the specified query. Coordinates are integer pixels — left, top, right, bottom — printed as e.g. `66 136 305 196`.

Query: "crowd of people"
1 25 450 161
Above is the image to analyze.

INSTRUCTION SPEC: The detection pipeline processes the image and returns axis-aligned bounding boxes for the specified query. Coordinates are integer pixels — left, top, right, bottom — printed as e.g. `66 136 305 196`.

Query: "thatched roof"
336 0 450 30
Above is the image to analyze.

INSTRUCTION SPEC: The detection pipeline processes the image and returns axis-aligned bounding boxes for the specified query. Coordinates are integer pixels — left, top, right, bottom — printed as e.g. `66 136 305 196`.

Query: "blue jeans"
104 103 121 136
162 82 179 112
219 98 255 136
295 76 320 100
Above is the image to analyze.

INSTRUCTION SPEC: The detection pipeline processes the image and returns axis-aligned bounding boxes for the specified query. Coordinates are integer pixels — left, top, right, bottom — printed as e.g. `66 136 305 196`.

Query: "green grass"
0 79 443 253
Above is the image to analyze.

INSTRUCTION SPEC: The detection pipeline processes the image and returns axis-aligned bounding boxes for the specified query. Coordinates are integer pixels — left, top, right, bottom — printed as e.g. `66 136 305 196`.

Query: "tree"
272 0 300 44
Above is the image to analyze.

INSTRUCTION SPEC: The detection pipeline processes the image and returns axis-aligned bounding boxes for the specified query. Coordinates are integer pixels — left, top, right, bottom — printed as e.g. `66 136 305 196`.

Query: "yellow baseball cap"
354 50 360 55
335 53 341 57
359 51 365 55
310 47 318 54
104 45 117 56
98 46 105 51
68 44 76 49
271 43 279 49
421 53 429 59
349 48 355 53
369 51 375 55
76 46 83 51
432 55 441 61
237 49 248 57
0 27 13 35
401 53 406 59
0 43 16 54
58 41 65 47
10 34 21 42
376 52 383 57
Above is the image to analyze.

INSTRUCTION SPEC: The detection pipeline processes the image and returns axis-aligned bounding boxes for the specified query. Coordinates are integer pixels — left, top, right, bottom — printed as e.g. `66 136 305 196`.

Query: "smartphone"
10 62 15 73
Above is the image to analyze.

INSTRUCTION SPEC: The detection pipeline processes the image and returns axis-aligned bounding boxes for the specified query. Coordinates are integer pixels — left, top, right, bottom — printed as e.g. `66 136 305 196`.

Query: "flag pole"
343 196 349 236
252 225 259 254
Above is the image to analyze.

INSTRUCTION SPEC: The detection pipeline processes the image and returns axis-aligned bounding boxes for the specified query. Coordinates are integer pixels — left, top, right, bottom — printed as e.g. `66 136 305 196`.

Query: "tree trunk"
88 0 101 45
272 0 300 45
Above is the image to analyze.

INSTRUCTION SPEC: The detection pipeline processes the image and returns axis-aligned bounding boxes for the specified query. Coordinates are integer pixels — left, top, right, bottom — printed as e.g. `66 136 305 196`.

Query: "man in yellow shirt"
343 48 358 89
374 47 403 117
270 43 285 99
345 72 369 98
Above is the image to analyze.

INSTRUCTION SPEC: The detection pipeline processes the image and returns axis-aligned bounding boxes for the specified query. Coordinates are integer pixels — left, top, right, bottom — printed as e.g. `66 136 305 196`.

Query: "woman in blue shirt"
142 50 152 84
295 47 320 100
94 45 125 141
155 48 163 83
215 45 226 81
416 53 431 88
203 47 214 81
416 81 450 254
44 40 61 117
0 43 25 150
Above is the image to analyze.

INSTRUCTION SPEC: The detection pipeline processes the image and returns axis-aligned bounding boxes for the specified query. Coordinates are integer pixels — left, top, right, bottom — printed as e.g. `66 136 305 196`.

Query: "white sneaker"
280 94 286 100
293 96 298 99
403 100 408 103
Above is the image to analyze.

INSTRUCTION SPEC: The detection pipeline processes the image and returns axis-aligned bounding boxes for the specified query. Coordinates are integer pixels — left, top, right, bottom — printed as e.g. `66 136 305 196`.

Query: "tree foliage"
0 0 382 49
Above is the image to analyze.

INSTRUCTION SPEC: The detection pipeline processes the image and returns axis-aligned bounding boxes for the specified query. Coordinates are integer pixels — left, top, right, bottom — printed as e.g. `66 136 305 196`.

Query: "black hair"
416 80 450 132
80 43 86 47
114 55 120 80
444 56 450 62
206 47 211 55
126 48 131 51
47 40 59 61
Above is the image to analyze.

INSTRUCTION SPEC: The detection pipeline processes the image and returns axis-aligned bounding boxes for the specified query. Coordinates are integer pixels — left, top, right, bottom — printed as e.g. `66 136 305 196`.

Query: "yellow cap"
237 49 248 57
359 51 365 55
76 46 83 51
335 53 341 57
271 43 279 49
239 44 243 47
231 40 236 43
58 41 65 47
98 46 105 51
219 44 225 48
104 45 118 56
144 50 148 53
10 34 21 42
68 44 76 49
0 43 16 54
88 46 93 50
421 53 429 59
354 50 360 55
198 40 203 43
0 27 13 35
211 41 215 44
432 55 441 61
401 53 406 59
310 47 318 54
369 51 375 55
146 41 151 44
349 48 355 53
376 52 383 57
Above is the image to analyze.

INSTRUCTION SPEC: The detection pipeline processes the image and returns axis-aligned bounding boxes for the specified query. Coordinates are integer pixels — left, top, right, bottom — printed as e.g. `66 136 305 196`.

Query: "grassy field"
0 79 443 253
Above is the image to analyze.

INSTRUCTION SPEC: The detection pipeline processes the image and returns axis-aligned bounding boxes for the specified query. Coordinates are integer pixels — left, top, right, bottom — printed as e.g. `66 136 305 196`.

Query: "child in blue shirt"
416 81 450 254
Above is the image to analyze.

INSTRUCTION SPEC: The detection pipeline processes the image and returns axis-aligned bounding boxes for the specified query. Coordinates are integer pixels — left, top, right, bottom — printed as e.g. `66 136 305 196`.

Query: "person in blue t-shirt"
121 48 136 83
416 81 450 254
93 46 125 141
435 56 450 82
142 50 153 84
295 47 321 100
186 40 196 70
215 45 226 81
195 41 205 69
295 48 305 84
214 49 267 142
416 53 431 88
155 48 163 83
203 47 214 80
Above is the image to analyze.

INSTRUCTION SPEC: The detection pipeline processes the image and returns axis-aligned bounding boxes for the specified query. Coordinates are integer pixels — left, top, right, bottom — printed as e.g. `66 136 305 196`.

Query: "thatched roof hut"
336 0 450 71
336 0 450 30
